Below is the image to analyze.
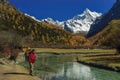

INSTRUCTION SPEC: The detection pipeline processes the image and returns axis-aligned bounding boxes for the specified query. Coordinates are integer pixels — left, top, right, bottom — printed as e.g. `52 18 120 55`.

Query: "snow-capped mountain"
25 13 41 22
42 8 102 35
42 18 64 28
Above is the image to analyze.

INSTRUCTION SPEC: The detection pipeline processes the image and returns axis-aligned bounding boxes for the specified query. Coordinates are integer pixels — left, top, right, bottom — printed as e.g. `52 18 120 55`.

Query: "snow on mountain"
42 8 102 34
24 9 102 35
25 13 41 22
42 18 64 28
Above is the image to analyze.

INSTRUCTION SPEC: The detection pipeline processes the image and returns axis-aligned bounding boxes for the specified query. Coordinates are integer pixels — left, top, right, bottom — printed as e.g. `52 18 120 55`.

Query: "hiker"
24 47 31 62
28 49 36 76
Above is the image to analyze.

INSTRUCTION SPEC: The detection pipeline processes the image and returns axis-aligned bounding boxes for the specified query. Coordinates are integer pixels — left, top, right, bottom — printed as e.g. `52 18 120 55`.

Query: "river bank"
0 64 41 80
0 52 42 80
77 53 120 72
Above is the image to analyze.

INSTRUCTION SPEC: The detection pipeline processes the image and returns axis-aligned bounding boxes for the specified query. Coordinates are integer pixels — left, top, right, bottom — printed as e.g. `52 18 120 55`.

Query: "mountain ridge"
89 20 120 50
88 0 120 37
41 8 102 35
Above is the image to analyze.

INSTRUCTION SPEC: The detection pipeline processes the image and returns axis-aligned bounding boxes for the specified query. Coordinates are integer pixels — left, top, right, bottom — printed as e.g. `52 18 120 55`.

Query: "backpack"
29 52 36 63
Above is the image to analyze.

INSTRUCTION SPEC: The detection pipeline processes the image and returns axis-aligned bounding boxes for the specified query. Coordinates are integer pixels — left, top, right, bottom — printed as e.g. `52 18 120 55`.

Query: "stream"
20 53 120 80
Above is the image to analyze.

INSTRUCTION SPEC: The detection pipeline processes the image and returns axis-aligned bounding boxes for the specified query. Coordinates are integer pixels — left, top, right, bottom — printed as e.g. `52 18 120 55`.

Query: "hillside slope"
90 20 120 50
0 1 86 48
88 0 120 37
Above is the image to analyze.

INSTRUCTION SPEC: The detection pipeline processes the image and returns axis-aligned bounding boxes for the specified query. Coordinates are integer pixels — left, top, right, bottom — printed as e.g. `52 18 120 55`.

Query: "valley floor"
0 48 118 80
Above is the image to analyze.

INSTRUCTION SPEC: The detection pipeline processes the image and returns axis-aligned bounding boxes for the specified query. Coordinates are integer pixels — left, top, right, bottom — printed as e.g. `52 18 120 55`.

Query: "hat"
27 47 31 50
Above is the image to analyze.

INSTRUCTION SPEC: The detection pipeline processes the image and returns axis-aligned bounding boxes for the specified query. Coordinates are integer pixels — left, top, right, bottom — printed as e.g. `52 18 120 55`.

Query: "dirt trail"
0 64 41 80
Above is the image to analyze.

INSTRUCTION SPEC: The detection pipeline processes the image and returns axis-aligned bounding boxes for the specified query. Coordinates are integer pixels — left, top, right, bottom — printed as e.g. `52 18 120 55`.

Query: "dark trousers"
29 62 34 75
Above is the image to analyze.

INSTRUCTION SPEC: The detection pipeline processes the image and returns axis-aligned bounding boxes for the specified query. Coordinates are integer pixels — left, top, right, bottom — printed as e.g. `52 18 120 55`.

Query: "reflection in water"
64 63 96 80
29 54 120 80
39 62 96 80
65 63 96 80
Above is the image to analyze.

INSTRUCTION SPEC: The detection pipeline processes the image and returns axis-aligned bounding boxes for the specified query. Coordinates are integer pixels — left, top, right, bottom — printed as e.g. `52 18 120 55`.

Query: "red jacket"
29 52 36 63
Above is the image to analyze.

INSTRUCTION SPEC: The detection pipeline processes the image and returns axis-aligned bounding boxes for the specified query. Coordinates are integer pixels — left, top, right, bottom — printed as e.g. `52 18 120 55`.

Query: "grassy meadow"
29 48 116 54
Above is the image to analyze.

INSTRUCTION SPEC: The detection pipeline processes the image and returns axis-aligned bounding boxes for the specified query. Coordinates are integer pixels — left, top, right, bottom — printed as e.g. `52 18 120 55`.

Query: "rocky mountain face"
42 9 102 35
87 0 120 37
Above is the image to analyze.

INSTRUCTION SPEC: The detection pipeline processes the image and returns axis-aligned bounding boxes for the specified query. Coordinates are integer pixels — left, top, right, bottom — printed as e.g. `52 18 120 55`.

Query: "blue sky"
9 0 115 21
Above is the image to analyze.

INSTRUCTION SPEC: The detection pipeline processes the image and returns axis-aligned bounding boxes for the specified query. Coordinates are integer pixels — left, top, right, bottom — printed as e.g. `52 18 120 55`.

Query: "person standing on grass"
24 47 31 62
28 49 36 76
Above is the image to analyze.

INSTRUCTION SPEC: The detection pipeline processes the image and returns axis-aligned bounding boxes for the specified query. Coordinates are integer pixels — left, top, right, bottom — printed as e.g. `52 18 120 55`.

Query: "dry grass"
78 52 120 69
28 48 116 54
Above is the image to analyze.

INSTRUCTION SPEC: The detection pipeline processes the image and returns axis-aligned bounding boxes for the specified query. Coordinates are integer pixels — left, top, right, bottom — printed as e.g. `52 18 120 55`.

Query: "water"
21 53 120 80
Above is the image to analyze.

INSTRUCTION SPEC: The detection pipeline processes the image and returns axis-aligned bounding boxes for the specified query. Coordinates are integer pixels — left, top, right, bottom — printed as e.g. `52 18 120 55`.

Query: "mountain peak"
73 8 102 20
84 8 91 14
42 9 102 35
